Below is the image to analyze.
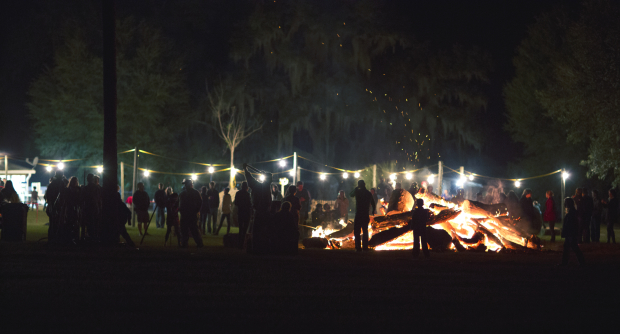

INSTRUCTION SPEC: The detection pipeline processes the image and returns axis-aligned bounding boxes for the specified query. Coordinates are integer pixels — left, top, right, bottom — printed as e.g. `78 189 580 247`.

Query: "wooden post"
120 161 124 200
101 0 119 244
561 168 566 225
4 155 8 181
437 161 443 196
293 152 298 185
373 164 377 188
131 147 137 226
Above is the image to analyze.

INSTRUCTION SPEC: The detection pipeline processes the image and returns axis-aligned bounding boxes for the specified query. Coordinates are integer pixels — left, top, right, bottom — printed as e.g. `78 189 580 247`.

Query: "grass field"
3 207 620 332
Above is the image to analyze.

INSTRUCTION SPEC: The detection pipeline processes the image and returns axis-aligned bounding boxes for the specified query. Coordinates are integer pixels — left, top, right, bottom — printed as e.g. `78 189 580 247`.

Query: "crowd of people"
2 168 619 265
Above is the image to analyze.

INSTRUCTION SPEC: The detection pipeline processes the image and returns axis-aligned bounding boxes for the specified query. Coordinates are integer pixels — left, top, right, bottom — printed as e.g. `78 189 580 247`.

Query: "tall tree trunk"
101 0 118 244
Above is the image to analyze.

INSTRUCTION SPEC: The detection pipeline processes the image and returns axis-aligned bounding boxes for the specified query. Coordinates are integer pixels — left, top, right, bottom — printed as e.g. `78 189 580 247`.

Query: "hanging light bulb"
259 174 266 182
427 174 435 185
143 170 150 177
343 172 348 179
57 162 65 170
289 169 295 176
469 174 474 181
191 173 197 181
319 174 326 180
515 180 521 188
96 166 103 174
45 166 52 172
562 171 569 180
208 166 215 174
389 173 397 181
354 172 360 178
405 173 412 180
279 160 286 167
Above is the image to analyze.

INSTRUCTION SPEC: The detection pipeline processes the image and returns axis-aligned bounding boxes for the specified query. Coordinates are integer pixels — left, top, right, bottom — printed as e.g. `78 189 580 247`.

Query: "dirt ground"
2 210 620 332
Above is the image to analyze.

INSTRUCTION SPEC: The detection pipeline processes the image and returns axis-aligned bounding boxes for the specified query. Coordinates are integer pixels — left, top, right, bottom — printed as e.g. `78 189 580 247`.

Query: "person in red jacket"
543 190 557 242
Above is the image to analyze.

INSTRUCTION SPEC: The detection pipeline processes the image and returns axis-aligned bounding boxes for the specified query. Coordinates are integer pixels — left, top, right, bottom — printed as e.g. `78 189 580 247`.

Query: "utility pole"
131 147 137 226
437 161 443 196
4 155 8 181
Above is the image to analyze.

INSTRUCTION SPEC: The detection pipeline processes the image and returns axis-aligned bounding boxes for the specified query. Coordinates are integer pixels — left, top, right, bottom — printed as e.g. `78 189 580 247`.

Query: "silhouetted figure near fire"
178 179 203 248
543 191 557 242
520 189 537 234
411 198 433 258
284 185 301 228
235 181 252 249
243 163 273 253
350 180 376 252
559 197 584 266
273 201 298 254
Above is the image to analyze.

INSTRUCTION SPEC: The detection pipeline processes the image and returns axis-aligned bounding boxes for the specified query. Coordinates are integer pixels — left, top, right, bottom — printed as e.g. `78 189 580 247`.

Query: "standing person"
243 164 273 253
581 187 594 243
408 182 419 200
115 185 135 247
82 174 102 240
55 177 82 243
206 181 220 234
591 190 602 242
369 188 378 215
154 183 167 229
442 189 452 202
284 185 301 229
572 188 585 242
45 171 65 240
335 190 349 221
410 198 433 258
602 189 618 244
543 191 557 242
349 180 376 252
132 182 150 236
272 201 299 254
295 181 311 225
199 186 210 234
234 181 252 249
559 197 585 266
0 180 20 203
271 184 283 202
31 186 39 209
216 188 232 235
520 189 536 234
164 192 180 247
178 179 204 248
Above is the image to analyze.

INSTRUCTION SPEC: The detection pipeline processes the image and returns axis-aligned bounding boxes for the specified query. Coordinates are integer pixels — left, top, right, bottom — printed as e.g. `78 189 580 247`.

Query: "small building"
0 158 37 203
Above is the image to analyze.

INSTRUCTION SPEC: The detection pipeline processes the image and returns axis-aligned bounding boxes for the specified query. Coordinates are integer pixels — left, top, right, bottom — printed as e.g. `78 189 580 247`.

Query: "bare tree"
208 80 262 187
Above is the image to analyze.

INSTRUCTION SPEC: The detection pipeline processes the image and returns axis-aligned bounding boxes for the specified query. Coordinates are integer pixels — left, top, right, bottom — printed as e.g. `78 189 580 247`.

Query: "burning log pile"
307 189 541 252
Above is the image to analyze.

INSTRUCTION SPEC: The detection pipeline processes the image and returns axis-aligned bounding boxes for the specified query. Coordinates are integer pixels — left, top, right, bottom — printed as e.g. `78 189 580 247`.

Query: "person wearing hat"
178 178 204 247
349 179 377 252
45 170 66 242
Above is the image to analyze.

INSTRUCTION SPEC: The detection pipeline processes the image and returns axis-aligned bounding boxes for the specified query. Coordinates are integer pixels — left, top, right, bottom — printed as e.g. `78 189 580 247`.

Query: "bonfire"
306 189 541 252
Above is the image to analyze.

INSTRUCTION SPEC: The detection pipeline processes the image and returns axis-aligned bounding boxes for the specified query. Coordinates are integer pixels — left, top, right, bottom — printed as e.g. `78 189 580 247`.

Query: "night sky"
0 0 581 176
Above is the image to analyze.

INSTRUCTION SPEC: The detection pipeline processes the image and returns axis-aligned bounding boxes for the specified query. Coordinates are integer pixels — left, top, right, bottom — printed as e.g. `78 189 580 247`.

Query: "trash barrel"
0 203 28 241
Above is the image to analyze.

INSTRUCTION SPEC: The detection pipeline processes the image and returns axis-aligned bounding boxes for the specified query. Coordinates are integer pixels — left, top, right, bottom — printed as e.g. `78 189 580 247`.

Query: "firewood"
302 237 329 249
368 226 411 247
